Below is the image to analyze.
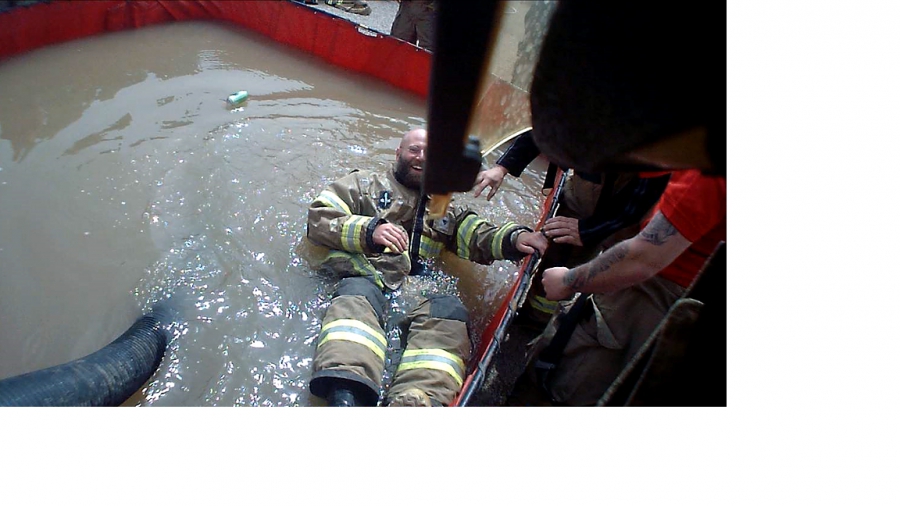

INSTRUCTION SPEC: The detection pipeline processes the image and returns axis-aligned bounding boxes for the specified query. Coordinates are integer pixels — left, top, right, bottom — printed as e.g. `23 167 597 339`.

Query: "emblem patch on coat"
377 191 392 210
432 216 453 234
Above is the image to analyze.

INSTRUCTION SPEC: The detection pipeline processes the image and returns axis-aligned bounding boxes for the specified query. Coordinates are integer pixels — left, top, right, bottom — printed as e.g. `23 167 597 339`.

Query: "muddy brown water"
0 20 547 406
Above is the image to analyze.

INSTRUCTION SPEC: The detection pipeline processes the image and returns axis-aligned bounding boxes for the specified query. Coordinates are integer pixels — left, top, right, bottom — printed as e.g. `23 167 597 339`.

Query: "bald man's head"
394 128 428 190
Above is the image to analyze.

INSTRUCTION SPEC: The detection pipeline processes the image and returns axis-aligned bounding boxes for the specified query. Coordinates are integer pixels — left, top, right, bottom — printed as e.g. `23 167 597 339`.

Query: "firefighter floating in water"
305 128 548 406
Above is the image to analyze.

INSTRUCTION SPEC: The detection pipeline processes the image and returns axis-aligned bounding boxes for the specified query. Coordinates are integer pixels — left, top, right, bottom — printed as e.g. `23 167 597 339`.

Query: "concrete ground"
291 0 401 38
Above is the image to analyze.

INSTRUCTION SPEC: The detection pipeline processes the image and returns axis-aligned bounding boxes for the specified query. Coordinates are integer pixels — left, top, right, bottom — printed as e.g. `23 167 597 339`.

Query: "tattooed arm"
541 211 692 300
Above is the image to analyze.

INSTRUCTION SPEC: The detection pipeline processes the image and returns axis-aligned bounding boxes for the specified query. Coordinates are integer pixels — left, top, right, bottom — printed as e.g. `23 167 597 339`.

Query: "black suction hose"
0 303 175 407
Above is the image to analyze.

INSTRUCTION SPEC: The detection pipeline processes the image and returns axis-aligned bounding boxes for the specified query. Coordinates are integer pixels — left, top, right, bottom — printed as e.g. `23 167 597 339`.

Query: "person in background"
473 130 671 327
389 0 436 51
305 128 547 407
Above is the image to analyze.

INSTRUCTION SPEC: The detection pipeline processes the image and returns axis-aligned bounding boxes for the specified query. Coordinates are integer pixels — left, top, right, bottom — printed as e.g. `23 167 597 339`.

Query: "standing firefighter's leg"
386 295 471 407
310 277 387 407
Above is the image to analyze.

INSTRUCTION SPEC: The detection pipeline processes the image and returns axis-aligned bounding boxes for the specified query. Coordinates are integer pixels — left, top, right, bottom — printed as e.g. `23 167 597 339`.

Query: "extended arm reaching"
541 211 691 300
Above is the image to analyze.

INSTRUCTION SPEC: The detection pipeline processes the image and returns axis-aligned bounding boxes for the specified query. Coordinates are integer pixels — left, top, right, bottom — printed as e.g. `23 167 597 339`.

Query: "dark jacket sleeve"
578 173 671 244
495 131 541 177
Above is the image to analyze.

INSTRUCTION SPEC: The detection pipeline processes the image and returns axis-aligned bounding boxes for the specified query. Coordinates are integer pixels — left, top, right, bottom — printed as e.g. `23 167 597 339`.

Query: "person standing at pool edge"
389 0 436 51
304 128 548 406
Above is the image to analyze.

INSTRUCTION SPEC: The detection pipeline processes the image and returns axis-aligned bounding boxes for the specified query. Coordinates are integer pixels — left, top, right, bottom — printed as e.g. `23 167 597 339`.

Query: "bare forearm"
562 212 691 295
563 240 658 295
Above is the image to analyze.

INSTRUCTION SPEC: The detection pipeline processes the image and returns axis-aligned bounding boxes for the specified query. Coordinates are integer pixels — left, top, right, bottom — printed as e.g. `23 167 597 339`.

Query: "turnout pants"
509 274 685 406
310 277 470 406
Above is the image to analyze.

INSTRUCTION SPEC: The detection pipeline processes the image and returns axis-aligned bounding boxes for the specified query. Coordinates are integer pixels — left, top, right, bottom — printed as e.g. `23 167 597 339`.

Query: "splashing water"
0 21 547 406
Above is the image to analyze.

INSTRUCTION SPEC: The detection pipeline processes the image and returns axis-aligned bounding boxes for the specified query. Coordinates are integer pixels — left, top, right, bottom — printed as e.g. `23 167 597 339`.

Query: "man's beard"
393 156 422 190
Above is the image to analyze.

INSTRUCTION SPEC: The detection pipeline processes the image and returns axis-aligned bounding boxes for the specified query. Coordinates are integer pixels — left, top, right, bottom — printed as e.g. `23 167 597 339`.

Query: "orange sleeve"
657 169 726 243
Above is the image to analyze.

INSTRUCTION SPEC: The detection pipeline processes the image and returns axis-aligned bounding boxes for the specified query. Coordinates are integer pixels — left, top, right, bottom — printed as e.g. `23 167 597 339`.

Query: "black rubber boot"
327 386 360 407
326 380 366 408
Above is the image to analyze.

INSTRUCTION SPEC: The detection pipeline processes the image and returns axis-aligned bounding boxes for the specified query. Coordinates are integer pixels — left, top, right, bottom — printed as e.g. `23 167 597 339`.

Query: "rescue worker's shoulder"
320 170 389 205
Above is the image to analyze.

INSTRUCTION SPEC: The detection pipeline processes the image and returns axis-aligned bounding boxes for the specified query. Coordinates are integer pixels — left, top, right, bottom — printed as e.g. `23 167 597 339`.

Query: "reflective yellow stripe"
340 215 370 252
318 319 387 360
318 332 386 361
492 223 517 259
314 190 351 215
528 295 559 315
456 215 486 260
396 348 465 386
322 319 386 347
418 236 444 258
325 251 385 289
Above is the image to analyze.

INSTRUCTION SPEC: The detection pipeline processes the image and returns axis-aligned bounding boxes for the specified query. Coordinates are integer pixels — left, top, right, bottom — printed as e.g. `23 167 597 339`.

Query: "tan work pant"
509 274 685 406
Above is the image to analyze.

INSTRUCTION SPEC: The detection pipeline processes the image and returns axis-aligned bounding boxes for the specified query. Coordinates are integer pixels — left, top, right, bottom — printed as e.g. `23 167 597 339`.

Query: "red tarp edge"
450 168 564 406
0 0 430 98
